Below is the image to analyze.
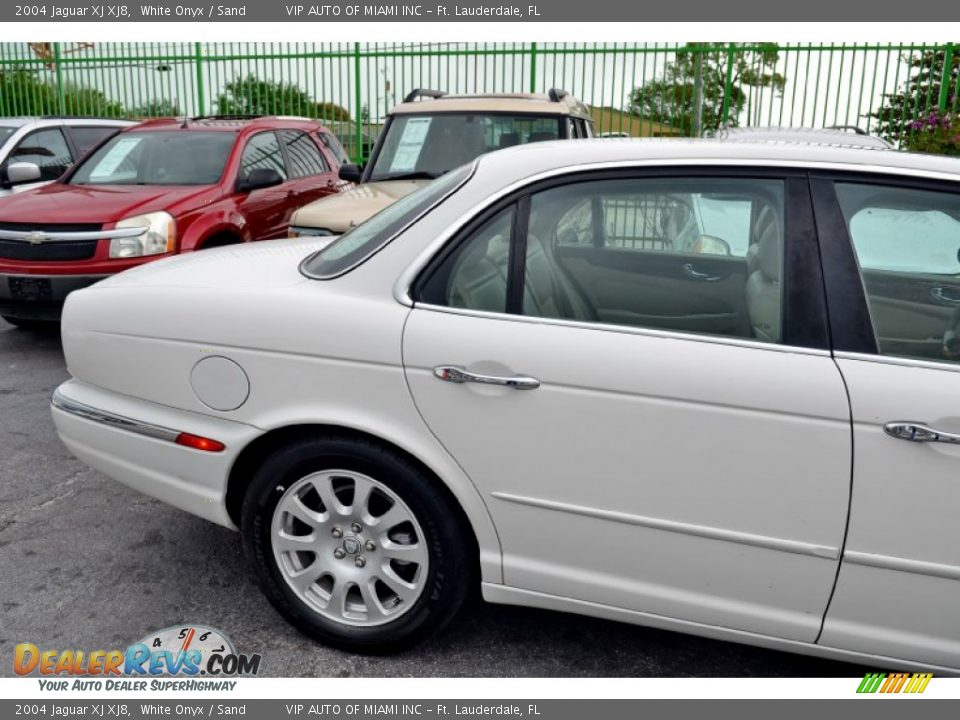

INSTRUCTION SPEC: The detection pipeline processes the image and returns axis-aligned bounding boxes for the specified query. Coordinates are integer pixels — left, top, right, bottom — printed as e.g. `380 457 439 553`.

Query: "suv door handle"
433 366 540 390
883 421 960 444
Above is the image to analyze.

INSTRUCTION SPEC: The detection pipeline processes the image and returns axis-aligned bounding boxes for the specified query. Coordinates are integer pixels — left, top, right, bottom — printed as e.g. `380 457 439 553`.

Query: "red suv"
0 115 347 327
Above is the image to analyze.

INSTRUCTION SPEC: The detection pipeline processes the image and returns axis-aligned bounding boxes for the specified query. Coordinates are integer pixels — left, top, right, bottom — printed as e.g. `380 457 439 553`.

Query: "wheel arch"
226 422 502 584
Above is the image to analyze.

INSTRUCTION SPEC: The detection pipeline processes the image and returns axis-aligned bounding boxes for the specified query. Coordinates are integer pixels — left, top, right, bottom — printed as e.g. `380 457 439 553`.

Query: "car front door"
402 169 852 641
813 175 960 669
236 131 291 241
0 127 74 194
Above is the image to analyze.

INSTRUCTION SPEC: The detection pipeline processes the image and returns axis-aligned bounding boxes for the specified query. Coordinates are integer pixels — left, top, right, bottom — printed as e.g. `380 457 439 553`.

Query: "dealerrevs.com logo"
14 625 261 690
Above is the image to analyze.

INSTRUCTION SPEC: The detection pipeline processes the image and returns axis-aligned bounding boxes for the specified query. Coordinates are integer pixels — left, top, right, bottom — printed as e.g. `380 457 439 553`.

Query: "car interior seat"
744 203 783 342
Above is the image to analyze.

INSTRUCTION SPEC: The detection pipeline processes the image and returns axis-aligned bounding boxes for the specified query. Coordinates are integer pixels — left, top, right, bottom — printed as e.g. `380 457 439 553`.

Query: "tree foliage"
0 69 123 117
629 43 785 136
869 46 960 149
215 74 351 121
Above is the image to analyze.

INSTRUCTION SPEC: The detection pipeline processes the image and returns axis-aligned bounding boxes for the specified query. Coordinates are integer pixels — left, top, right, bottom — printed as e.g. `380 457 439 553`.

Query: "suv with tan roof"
288 88 594 238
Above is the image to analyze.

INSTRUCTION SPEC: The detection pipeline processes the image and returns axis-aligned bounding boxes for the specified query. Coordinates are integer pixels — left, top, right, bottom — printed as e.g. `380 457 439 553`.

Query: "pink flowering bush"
905 110 960 156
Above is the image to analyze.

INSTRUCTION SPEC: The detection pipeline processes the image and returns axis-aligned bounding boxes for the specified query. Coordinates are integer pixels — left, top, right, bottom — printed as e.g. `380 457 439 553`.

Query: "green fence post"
53 42 65 115
529 42 537 93
720 43 736 126
939 43 955 112
354 43 363 164
194 43 205 116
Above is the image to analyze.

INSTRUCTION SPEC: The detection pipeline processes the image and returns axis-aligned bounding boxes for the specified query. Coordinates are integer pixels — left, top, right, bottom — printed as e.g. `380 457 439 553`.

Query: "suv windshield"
302 163 473 279
368 113 562 182
69 130 236 186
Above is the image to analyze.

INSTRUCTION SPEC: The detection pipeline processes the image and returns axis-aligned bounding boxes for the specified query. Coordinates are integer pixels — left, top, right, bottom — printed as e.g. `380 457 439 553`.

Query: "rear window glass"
301 163 473 279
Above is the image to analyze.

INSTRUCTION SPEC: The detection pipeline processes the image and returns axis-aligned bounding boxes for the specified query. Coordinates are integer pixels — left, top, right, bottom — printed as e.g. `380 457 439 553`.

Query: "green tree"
869 46 960 147
216 74 351 121
130 98 182 118
629 43 785 137
0 69 122 117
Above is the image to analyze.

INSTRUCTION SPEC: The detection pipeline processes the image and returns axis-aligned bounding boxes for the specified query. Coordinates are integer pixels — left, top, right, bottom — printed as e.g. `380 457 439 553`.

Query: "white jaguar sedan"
53 138 960 670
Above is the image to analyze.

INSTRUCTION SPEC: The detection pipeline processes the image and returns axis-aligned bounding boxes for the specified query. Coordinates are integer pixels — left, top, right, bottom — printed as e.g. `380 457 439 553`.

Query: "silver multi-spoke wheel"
270 469 429 627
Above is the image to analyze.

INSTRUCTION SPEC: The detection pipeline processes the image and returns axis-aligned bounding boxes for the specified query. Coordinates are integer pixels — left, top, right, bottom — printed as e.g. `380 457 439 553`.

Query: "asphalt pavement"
0 318 867 678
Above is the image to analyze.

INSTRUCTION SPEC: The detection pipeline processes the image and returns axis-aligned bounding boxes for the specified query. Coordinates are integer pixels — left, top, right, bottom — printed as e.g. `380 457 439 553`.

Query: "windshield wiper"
372 170 442 181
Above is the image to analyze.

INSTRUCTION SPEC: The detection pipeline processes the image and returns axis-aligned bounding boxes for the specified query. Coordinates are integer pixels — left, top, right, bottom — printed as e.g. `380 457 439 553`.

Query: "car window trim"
413 165 831 353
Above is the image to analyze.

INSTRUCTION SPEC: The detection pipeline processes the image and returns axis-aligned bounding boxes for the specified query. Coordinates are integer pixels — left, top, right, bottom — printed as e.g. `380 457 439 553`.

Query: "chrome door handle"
883 421 960 444
682 263 723 282
433 365 540 390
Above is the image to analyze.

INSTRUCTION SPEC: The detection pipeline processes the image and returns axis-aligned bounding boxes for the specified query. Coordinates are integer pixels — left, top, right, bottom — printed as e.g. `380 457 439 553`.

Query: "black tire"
240 435 474 653
2 316 58 330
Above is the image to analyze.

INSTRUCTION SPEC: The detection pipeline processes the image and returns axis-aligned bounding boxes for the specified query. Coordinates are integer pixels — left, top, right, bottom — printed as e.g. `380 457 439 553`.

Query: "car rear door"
812 175 960 669
278 130 340 224
403 168 852 641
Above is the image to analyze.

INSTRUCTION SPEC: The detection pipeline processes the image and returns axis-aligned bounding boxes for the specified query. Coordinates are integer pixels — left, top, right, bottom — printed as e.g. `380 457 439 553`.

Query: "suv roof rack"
189 114 265 121
826 124 868 135
402 89 446 103
547 88 569 102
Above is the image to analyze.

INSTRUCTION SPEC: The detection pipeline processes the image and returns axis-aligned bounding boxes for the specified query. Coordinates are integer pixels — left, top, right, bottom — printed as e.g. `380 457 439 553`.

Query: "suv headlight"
110 212 176 259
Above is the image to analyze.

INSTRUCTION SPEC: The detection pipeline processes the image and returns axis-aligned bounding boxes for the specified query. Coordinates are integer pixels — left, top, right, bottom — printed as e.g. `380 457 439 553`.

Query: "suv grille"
0 222 102 262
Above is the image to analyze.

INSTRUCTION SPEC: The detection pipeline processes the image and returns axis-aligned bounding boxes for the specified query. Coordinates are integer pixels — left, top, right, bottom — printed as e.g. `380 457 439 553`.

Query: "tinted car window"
302 164 473 279
69 126 122 156
368 114 561 181
70 131 236 186
425 176 785 344
239 132 287 181
8 128 73 181
836 182 960 364
280 130 329 178
319 132 349 165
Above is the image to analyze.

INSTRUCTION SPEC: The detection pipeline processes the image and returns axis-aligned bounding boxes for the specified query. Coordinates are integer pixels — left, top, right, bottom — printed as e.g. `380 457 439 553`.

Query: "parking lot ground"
0 319 868 677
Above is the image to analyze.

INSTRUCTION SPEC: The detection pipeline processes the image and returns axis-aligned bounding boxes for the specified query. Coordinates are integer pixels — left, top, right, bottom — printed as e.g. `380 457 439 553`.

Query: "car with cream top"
287 88 594 238
52 137 960 669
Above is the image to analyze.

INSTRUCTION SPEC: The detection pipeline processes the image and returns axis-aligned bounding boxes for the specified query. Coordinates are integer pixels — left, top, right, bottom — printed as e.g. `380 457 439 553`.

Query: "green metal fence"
1 42 958 161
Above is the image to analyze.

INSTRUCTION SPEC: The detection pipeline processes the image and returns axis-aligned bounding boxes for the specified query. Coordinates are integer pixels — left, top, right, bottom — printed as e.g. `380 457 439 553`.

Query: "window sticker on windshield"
389 117 432 172
89 137 142 180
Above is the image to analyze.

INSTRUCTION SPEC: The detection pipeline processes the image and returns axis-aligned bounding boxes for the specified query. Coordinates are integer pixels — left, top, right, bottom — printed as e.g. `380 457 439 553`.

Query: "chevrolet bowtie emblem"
25 231 47 245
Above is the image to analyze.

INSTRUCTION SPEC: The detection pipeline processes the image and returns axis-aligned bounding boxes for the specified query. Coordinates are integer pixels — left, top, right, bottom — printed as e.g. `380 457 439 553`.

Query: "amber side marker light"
175 433 226 452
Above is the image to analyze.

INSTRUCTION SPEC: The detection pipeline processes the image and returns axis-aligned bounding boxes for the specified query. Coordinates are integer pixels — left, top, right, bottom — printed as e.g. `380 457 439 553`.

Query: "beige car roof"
389 91 593 120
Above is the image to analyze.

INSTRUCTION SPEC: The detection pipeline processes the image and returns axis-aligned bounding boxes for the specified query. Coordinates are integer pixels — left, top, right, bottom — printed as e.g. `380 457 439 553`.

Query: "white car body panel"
404 307 850 641
52 140 960 669
819 354 960 669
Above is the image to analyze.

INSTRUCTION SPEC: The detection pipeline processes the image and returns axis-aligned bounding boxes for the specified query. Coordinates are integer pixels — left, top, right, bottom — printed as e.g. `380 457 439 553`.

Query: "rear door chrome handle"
883 421 960 444
433 365 541 390
932 286 960 305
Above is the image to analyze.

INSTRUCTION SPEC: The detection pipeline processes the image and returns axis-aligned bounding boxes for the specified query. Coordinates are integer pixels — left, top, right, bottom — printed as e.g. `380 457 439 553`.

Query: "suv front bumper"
0 273 108 321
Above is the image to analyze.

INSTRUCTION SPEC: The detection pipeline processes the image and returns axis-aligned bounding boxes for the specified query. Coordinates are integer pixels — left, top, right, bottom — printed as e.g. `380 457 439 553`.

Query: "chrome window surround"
300 161 476 281
0 227 146 243
52 388 183 445
392 157 960 358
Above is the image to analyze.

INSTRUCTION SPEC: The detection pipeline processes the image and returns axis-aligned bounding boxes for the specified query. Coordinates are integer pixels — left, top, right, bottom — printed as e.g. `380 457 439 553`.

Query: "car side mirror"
238 167 284 193
694 234 732 256
5 162 42 185
338 164 362 183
